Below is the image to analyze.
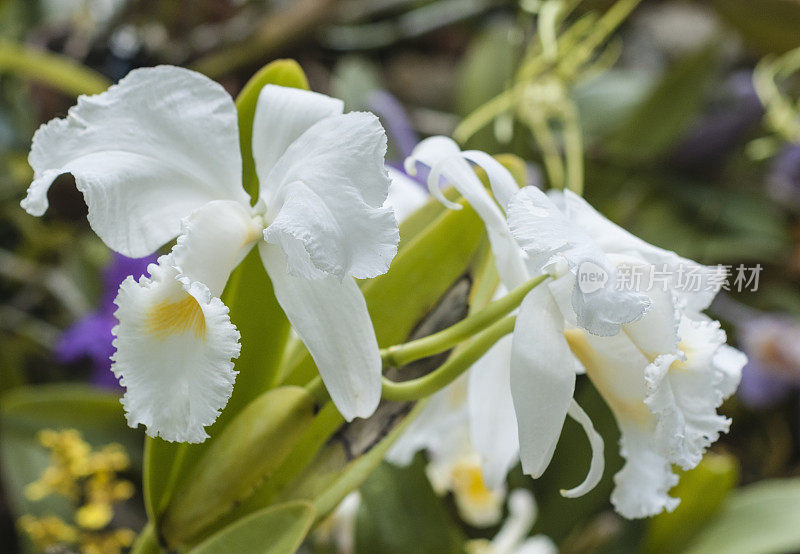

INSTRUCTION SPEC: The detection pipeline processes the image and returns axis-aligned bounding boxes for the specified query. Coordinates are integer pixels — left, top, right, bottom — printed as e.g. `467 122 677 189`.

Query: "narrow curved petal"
468 335 520 489
462 150 520 211
407 136 530 289
172 200 262 296
512 285 576 478
560 400 605 498
24 66 248 257
111 255 241 443
252 85 343 203
262 112 399 280
259 243 381 420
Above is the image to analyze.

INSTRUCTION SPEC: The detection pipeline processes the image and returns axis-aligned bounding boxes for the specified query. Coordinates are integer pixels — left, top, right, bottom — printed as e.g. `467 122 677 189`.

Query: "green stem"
381 275 547 368
561 101 584 196
304 375 330 406
382 315 517 402
0 40 110 96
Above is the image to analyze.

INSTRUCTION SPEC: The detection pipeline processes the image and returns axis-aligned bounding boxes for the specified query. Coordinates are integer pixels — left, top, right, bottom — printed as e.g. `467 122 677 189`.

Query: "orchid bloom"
405 136 746 519
404 137 603 498
387 375 508 527
22 66 400 442
508 186 747 518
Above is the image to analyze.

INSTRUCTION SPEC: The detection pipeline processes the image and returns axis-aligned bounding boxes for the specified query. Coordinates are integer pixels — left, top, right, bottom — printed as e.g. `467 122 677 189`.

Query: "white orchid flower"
466 489 557 554
507 186 746 518
387 374 508 527
404 137 605 499
22 66 400 442
404 136 745 519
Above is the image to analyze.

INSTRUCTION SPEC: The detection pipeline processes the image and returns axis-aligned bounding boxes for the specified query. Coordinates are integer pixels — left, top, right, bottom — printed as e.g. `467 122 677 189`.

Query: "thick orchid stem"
381 274 547 368
381 315 517 402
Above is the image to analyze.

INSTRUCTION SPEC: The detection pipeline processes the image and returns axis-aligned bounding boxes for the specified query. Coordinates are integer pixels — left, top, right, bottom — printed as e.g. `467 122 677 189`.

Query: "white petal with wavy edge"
644 317 744 469
251 85 343 203
261 112 398 280
259 243 381 420
23 66 248 257
611 424 680 519
468 334 521 490
512 285 576 478
111 255 241 443
406 136 529 289
171 200 263 297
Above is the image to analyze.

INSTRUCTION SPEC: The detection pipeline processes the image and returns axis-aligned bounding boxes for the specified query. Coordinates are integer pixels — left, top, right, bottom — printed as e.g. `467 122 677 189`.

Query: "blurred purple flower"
738 315 800 408
367 90 419 163
55 253 156 388
768 144 800 210
670 71 763 172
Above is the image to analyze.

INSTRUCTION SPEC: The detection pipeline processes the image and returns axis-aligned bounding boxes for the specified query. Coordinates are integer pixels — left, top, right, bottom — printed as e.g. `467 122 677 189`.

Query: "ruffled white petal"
468 335 520 489
24 66 248 257
406 136 529 289
714 344 747 399
644 317 740 469
251 85 343 203
611 424 680 519
512 286 575 478
111 255 240 443
571 330 680 518
171 200 262 297
560 400 604 498
385 166 428 223
259 243 381 420
262 112 398 280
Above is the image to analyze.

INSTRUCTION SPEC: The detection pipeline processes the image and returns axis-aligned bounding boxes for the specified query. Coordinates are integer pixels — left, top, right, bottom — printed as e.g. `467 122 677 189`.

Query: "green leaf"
0 39 110 96
355 458 465 554
235 59 309 199
283 198 486 387
644 453 740 554
606 44 721 163
141 59 307 524
161 387 316 546
187 501 315 554
0 384 141 520
685 479 800 554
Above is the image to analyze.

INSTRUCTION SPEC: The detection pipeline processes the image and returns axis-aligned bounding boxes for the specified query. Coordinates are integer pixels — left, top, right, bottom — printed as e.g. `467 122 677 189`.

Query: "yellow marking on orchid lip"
147 294 206 341
452 463 495 507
